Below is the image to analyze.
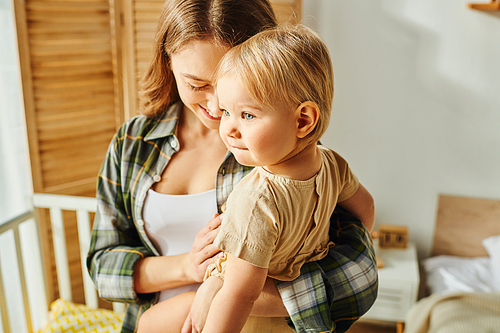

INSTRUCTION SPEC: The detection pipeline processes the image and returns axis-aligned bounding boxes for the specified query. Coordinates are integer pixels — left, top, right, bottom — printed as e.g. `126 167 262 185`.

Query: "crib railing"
0 193 125 333
33 194 99 310
0 210 38 333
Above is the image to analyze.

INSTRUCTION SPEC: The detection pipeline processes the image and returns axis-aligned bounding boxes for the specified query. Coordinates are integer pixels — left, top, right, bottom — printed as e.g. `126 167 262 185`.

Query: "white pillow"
422 255 496 294
482 235 500 291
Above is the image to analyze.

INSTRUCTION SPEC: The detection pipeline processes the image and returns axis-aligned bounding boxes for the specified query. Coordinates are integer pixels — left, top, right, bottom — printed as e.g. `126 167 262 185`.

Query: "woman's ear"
296 101 320 139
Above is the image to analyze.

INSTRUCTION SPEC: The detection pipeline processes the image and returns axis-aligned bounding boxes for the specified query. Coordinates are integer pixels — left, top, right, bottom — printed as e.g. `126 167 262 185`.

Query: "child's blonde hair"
216 24 334 145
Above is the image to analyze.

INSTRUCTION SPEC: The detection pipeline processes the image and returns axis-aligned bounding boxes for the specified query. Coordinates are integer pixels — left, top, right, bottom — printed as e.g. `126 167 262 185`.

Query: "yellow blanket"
38 299 124 333
405 292 500 333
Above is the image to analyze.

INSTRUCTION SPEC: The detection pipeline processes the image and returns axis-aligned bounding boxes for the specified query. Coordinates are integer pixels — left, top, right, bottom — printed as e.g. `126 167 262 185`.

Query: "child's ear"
296 101 320 139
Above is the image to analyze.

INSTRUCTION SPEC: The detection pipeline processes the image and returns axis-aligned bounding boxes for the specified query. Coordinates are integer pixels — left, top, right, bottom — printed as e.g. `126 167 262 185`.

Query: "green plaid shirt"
87 102 378 333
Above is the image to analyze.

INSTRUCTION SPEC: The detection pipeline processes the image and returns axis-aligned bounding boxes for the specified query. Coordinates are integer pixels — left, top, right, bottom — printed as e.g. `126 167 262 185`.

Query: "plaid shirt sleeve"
276 207 378 333
87 117 158 305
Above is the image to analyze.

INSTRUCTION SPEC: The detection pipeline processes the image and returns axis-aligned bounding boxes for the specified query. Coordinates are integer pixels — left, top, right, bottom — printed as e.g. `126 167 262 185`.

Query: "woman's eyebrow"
181 73 210 82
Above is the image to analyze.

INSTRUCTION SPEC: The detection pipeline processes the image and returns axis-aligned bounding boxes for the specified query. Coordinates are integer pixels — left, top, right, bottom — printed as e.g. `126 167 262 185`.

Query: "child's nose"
224 119 240 139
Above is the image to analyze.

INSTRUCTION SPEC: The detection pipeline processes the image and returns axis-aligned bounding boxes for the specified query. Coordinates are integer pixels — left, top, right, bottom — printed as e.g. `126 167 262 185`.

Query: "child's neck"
263 144 321 181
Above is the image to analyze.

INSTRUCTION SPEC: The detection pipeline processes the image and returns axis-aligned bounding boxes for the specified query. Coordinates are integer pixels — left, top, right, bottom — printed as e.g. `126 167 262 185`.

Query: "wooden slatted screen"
15 0 119 197
110 0 165 120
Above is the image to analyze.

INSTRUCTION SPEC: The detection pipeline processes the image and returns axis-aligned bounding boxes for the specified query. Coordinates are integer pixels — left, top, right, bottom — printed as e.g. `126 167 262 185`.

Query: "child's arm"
338 183 375 232
181 276 223 333
202 253 268 333
182 274 287 333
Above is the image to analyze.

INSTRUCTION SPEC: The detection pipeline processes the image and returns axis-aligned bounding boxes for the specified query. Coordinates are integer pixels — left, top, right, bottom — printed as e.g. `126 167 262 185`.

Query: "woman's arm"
87 123 156 304
338 183 375 232
203 254 268 333
90 207 224 301
133 254 192 294
87 118 224 302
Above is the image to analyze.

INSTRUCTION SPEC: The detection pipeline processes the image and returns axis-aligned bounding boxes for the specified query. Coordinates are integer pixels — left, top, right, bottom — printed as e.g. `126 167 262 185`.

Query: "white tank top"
143 188 217 302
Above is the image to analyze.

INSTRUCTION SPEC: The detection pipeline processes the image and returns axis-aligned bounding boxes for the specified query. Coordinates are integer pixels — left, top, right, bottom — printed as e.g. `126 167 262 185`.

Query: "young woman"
87 1 378 332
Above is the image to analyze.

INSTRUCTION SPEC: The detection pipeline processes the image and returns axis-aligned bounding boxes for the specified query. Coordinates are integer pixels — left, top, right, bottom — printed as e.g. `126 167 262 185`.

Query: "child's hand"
181 276 223 333
181 311 196 333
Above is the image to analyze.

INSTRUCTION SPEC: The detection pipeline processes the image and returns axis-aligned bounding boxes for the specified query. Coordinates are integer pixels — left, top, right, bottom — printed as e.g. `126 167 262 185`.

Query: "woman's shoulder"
119 114 149 132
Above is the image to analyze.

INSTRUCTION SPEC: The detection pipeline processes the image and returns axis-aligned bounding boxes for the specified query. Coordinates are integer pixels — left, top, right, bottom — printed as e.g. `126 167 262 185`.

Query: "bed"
405 195 500 333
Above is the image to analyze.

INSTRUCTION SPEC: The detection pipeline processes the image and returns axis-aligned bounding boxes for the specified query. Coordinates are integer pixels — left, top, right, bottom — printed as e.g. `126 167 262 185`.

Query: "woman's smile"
200 104 221 120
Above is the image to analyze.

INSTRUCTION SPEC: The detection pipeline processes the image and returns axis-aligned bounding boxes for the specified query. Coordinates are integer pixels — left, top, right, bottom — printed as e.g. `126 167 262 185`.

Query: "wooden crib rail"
32 193 126 314
33 194 99 310
0 211 37 333
0 194 125 333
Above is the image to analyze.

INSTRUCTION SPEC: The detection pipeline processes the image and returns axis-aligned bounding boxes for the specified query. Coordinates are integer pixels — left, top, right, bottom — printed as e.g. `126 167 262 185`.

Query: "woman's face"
170 39 229 130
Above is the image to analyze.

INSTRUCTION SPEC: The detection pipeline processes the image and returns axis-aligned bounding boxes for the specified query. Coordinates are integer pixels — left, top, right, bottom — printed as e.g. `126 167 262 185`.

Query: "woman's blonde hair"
216 24 334 145
139 0 277 117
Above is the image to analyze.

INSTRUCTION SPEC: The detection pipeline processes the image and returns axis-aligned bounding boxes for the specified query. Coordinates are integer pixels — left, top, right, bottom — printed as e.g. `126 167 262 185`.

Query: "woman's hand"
181 276 223 333
186 213 223 282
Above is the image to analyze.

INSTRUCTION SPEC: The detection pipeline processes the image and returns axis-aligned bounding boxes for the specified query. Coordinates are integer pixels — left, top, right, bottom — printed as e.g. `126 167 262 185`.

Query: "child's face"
217 73 299 168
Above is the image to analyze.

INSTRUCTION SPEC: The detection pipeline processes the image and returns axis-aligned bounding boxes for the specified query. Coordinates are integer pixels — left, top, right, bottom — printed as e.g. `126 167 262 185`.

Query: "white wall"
303 0 500 258
1 1 41 331
0 0 32 224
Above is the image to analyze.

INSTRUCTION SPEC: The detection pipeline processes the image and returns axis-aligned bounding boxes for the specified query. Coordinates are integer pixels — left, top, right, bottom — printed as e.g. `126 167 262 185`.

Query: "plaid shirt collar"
144 102 181 141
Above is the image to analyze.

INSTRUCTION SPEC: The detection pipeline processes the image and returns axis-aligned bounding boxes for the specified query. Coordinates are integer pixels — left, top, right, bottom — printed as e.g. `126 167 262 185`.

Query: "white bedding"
483 234 500 291
407 235 500 333
422 235 500 294
422 255 496 294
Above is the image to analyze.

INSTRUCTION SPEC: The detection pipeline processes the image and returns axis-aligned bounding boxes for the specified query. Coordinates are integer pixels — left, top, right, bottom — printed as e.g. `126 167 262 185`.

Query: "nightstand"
363 240 420 333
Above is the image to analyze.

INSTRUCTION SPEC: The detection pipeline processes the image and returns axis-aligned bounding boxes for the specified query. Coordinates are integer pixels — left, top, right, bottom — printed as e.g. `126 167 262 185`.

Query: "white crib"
0 194 125 333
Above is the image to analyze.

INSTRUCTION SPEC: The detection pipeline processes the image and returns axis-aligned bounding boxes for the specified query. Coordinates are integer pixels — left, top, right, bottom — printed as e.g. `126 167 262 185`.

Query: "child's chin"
233 155 256 167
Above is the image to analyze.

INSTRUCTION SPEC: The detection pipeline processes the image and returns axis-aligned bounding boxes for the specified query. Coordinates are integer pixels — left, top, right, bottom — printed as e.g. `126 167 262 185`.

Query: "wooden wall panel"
114 0 164 119
134 0 163 75
433 195 500 258
16 0 118 197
